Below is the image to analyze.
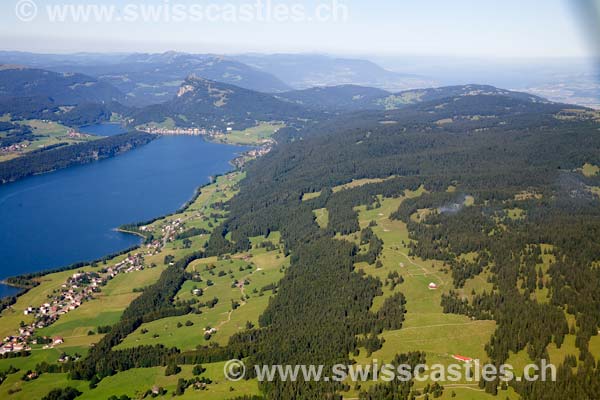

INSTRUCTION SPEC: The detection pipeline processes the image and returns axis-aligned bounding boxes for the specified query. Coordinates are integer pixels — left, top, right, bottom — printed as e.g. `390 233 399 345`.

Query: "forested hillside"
0 67 130 127
59 53 293 106
277 84 550 112
0 66 126 104
0 131 155 184
197 93 600 399
276 85 390 111
132 76 317 130
3 89 600 400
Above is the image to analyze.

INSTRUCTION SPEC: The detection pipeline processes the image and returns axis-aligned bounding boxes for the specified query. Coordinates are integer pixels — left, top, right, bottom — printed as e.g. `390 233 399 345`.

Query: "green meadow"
117 248 287 350
329 191 498 397
0 119 99 162
0 171 267 399
2 170 574 399
212 122 285 145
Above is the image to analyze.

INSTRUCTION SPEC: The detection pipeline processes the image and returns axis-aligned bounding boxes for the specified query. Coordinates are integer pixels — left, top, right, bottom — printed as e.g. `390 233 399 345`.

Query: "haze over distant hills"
1 51 597 108
59 52 293 105
0 56 569 135
0 51 292 106
234 53 434 91
371 55 600 109
276 84 548 113
0 51 436 106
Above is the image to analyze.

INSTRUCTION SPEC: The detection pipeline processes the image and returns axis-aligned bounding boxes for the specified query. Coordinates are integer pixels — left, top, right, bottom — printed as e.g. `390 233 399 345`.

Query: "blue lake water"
0 284 21 298
0 135 248 295
79 123 127 136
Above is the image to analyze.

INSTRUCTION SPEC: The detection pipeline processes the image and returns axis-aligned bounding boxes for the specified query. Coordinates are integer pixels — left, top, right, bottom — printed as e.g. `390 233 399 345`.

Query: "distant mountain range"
233 53 435 91
131 78 561 133
0 51 292 106
0 56 563 133
0 65 126 105
0 51 436 105
58 52 292 106
276 84 549 112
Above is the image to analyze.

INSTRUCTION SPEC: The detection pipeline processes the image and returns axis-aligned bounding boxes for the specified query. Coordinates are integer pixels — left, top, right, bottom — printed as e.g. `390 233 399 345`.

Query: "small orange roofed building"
452 354 473 363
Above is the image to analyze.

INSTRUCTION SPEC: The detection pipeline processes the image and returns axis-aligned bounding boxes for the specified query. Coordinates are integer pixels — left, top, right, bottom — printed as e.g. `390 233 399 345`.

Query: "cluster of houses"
145 239 162 254
0 142 29 154
1 339 30 355
247 145 272 158
232 144 273 168
109 253 146 275
1 272 103 354
161 218 183 238
144 217 186 246
1 254 148 355
67 129 90 138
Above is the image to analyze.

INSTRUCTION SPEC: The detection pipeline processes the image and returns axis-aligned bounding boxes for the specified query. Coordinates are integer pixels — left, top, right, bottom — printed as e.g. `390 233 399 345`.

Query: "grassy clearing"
0 255 167 384
433 386 520 400
375 92 425 110
117 249 287 351
461 270 494 297
338 190 496 395
0 119 100 162
547 334 578 367
0 266 95 338
1 362 260 400
0 345 85 373
410 207 434 223
302 191 322 201
38 266 165 340
82 362 260 399
136 117 177 130
506 208 525 220
588 335 600 358
0 372 89 400
212 122 284 145
332 176 396 193
0 153 20 162
313 208 329 228
581 163 600 177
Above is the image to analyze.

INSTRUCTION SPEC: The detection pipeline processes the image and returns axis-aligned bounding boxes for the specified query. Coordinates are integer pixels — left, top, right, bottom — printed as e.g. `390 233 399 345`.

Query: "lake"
0 135 248 295
79 122 128 136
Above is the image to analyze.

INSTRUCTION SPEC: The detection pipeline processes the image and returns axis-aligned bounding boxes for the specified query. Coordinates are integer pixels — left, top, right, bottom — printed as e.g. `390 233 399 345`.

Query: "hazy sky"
0 0 596 58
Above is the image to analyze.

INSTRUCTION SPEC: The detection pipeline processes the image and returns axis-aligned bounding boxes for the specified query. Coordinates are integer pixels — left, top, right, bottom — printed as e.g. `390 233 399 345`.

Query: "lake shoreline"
0 154 248 300
0 122 271 299
0 170 230 300
0 131 156 185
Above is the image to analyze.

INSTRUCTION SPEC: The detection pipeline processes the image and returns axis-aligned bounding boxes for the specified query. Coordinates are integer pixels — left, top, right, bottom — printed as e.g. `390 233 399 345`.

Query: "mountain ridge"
131 75 315 130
